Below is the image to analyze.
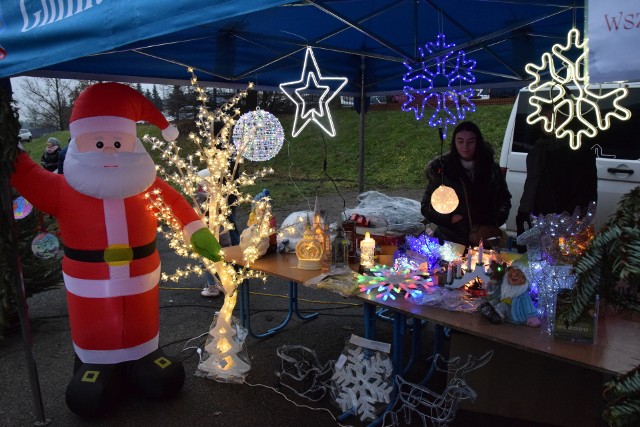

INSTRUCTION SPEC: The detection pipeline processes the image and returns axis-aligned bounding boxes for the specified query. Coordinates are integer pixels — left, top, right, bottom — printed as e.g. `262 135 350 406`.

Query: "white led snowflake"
331 346 393 422
525 28 631 150
357 265 433 301
401 34 477 139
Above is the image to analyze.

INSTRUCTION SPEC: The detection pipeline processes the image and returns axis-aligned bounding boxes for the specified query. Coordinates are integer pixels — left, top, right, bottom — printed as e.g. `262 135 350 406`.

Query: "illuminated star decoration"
280 47 348 137
525 28 631 150
357 265 433 301
401 34 477 139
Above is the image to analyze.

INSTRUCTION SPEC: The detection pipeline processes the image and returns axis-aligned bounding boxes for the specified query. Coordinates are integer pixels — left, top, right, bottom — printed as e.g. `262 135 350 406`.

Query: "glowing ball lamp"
232 109 284 161
431 185 459 214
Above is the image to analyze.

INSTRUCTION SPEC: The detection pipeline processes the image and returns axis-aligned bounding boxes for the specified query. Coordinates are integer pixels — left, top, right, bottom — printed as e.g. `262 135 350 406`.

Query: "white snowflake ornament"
524 28 631 150
331 341 393 422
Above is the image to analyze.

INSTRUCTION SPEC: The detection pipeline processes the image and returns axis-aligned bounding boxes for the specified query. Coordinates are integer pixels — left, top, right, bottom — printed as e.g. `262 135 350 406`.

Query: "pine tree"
151 85 163 112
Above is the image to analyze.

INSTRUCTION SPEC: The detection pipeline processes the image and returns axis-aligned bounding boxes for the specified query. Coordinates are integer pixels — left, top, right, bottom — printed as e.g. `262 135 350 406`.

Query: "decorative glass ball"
13 196 33 220
232 109 284 161
31 232 59 259
295 226 323 270
431 185 459 214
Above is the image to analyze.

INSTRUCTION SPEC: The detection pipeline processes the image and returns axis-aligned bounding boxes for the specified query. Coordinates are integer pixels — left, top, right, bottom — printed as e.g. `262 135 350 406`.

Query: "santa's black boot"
65 361 125 418
127 348 185 400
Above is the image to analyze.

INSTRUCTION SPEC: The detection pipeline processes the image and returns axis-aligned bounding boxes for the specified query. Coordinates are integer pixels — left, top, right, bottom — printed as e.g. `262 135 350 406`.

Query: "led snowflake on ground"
401 34 477 139
331 345 393 421
525 29 631 150
357 265 433 301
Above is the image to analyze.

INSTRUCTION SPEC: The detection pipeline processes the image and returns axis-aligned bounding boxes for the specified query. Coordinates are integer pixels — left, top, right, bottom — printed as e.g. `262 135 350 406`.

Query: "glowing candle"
360 232 375 269
446 263 453 283
466 247 472 271
456 261 462 278
477 240 484 265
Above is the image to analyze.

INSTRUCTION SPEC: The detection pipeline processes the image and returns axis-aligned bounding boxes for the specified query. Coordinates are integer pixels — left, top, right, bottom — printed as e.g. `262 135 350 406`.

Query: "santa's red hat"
69 82 179 142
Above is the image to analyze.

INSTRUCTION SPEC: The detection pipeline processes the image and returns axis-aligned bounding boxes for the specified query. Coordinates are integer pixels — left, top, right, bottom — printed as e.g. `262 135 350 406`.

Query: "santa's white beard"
501 282 528 300
64 143 156 199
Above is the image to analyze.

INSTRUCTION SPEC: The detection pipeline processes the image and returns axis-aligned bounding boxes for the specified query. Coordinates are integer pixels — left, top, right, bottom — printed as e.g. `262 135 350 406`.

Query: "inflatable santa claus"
11 83 222 417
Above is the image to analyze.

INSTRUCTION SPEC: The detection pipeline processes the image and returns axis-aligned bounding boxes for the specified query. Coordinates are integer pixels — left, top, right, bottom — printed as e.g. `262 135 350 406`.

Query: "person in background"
421 121 512 248
200 230 232 297
198 162 241 298
515 106 597 251
40 137 61 172
57 139 69 174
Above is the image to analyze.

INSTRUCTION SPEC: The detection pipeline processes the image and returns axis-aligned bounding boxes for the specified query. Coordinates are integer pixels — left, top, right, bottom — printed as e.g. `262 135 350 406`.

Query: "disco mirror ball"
232 109 284 161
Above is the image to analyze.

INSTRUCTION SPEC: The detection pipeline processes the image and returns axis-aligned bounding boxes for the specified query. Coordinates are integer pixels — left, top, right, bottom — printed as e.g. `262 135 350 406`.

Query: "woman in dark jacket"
421 121 511 248
40 137 61 172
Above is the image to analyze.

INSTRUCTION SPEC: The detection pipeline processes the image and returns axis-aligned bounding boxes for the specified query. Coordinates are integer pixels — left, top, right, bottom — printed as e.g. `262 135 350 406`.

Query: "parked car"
499 84 640 236
18 128 32 142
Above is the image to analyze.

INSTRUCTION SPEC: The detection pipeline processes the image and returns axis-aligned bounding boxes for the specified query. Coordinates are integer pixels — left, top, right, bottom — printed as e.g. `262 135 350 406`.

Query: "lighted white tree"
143 69 274 382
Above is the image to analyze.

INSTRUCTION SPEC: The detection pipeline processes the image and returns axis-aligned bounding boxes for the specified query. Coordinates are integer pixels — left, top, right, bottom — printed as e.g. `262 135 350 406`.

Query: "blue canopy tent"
1 0 584 93
2 0 585 189
0 1 585 424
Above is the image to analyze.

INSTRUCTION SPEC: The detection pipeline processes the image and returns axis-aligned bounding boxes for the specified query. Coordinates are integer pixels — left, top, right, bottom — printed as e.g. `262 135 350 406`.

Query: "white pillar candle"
466 247 473 271
477 240 484 265
447 263 453 283
456 261 462 278
360 231 375 269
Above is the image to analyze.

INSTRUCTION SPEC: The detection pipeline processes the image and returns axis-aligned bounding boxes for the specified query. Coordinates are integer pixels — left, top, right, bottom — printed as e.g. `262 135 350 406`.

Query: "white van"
500 84 640 237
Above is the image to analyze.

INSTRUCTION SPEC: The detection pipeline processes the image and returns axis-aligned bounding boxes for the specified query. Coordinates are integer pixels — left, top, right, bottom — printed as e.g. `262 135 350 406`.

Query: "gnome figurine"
11 83 222 417
480 265 541 327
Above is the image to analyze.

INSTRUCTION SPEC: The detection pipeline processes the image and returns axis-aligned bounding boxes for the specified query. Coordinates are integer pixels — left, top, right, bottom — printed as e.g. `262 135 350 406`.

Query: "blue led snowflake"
402 34 477 139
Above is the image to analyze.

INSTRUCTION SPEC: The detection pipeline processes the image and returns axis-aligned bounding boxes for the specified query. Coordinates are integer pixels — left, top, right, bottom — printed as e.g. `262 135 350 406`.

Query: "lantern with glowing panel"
296 218 324 270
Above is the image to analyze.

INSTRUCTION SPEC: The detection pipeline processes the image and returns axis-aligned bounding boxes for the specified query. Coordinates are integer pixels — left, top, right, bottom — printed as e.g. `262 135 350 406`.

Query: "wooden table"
223 245 357 338
357 291 640 376
356 291 640 426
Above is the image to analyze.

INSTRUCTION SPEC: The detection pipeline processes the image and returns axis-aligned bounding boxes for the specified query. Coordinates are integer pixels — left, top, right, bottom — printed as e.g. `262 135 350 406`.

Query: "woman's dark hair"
449 121 494 171
425 121 495 181
449 121 493 163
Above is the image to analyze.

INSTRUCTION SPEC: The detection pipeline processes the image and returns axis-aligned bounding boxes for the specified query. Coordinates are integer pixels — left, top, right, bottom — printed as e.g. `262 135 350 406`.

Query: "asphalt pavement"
1 233 422 427
1 190 544 426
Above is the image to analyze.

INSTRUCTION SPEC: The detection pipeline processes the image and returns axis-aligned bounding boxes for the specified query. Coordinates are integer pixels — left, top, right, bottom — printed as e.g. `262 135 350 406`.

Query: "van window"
511 88 640 161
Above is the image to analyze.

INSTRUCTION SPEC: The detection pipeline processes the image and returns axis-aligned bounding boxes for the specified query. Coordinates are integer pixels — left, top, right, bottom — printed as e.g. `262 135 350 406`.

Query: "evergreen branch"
603 366 640 427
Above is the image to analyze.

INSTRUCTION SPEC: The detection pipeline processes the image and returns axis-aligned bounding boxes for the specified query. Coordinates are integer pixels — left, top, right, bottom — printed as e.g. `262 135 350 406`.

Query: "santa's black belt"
63 240 157 264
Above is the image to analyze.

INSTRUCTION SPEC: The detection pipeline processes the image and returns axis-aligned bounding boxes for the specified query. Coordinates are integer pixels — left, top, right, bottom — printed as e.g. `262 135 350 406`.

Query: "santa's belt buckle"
104 244 134 266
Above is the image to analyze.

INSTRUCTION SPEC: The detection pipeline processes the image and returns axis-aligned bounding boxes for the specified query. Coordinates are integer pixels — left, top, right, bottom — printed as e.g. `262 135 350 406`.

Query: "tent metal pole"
358 56 366 193
0 78 50 426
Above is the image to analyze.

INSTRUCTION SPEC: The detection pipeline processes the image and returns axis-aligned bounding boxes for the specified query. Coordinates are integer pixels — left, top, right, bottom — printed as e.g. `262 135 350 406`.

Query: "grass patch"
23 103 513 204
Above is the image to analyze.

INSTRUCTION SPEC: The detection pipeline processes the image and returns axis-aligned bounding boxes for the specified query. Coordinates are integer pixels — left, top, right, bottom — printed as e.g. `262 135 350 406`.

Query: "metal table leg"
363 301 377 340
289 280 320 321
237 279 319 339
419 323 444 386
